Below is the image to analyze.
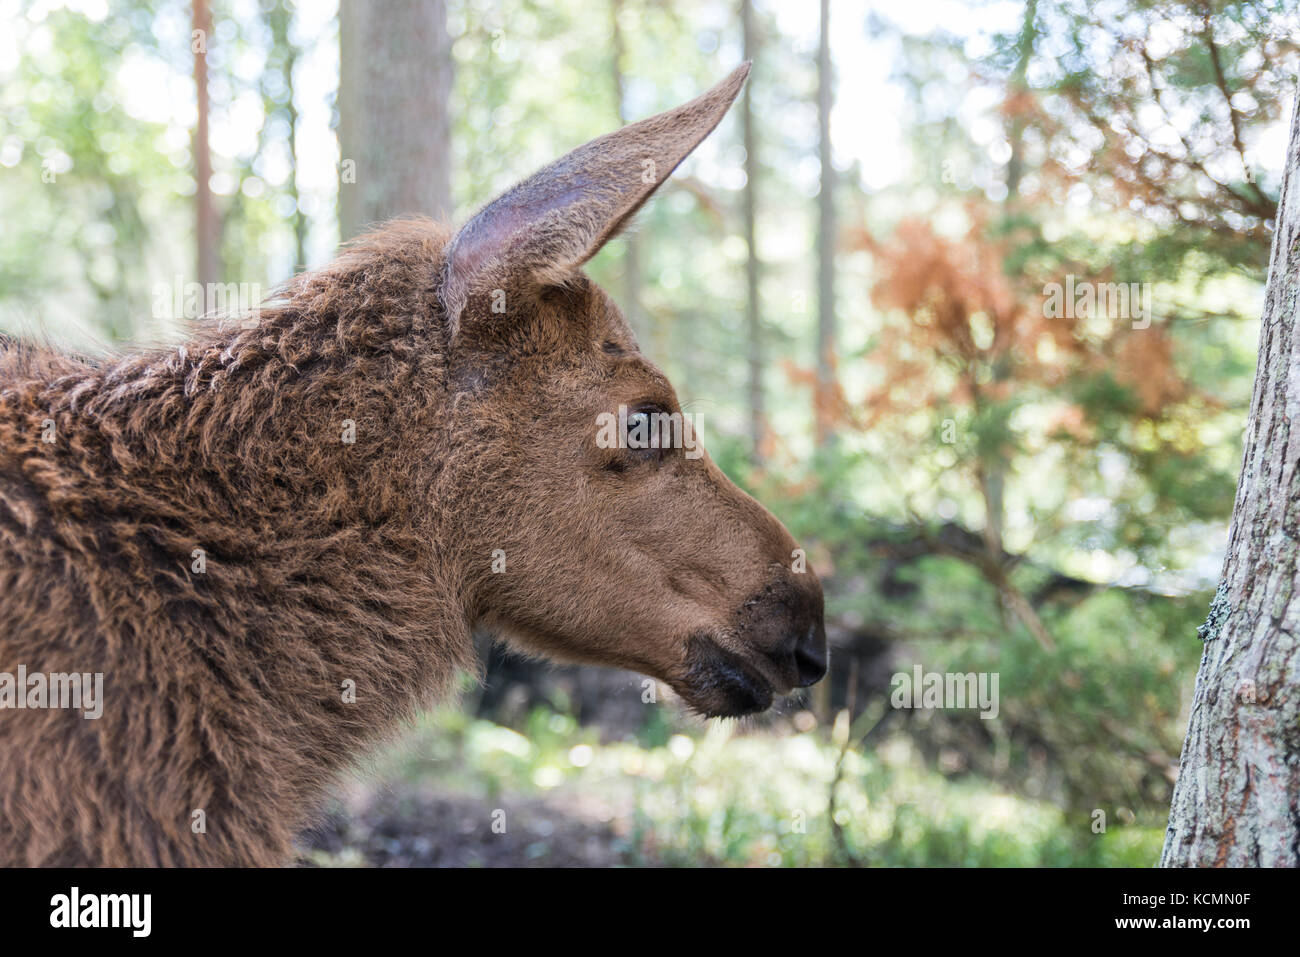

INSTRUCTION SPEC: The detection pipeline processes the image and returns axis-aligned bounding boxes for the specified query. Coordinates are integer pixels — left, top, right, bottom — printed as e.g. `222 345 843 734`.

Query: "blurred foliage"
306 703 1165 867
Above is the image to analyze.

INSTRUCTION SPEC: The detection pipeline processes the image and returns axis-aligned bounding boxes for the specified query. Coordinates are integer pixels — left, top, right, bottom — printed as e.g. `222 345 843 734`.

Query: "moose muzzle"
683 573 828 717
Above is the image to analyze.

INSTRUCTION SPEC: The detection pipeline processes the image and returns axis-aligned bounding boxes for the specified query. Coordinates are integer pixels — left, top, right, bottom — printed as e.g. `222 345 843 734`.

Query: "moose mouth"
676 633 783 718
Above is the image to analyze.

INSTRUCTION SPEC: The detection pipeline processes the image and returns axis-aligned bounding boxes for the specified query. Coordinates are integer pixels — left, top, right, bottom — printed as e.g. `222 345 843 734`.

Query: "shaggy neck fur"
0 220 481 866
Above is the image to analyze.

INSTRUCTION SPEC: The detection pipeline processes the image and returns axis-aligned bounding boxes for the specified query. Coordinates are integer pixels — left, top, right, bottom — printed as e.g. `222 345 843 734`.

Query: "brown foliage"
849 209 1193 428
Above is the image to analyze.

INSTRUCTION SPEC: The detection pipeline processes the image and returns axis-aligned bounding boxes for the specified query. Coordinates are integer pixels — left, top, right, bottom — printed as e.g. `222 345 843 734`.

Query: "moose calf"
0 64 826 866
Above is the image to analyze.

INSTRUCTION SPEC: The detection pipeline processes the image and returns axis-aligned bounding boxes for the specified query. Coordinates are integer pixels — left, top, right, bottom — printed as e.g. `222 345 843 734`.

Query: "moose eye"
625 411 653 448
610 404 672 467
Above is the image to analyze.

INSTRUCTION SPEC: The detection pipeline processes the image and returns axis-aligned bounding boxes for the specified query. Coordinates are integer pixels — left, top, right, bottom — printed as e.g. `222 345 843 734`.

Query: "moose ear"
440 63 751 339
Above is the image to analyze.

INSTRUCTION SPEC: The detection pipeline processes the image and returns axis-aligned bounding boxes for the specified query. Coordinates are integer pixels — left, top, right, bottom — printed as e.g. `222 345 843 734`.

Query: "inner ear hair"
439 63 750 342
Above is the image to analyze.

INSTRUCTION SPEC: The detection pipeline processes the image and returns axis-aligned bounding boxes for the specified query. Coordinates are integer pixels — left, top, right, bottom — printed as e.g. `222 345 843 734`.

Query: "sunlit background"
2 0 1296 865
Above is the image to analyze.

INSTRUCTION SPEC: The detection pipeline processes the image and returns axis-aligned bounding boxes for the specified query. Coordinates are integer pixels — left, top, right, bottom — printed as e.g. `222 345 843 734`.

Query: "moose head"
435 64 827 716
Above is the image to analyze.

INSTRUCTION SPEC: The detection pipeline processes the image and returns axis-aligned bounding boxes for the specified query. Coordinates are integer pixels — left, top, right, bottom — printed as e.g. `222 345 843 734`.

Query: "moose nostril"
792 623 828 687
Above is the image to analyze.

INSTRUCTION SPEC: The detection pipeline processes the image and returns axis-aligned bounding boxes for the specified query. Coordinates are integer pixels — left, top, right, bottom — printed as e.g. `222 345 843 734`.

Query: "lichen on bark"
1196 582 1233 642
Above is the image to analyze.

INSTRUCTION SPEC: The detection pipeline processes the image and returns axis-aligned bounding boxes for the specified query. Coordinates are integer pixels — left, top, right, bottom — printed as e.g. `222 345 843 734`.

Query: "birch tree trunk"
1160 90 1300 867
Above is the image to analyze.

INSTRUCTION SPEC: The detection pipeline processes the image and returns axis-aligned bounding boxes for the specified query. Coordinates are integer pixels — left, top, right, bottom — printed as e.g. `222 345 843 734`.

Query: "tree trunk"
981 0 1037 560
610 0 644 343
1160 90 1300 867
814 0 836 450
193 0 219 290
338 0 452 241
266 0 306 271
741 0 766 466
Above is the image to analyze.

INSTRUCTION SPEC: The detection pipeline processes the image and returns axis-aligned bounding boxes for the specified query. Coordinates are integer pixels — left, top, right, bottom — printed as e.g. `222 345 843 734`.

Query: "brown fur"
0 66 825 866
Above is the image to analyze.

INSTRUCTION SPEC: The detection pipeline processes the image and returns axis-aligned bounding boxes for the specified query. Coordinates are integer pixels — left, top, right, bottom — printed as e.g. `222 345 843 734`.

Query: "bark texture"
338 0 452 240
1161 91 1300 867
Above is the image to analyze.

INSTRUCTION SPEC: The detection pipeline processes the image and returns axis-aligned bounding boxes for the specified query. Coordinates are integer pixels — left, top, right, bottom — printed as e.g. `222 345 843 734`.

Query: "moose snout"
680 574 828 718
741 576 828 691
791 621 829 687
765 611 828 689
